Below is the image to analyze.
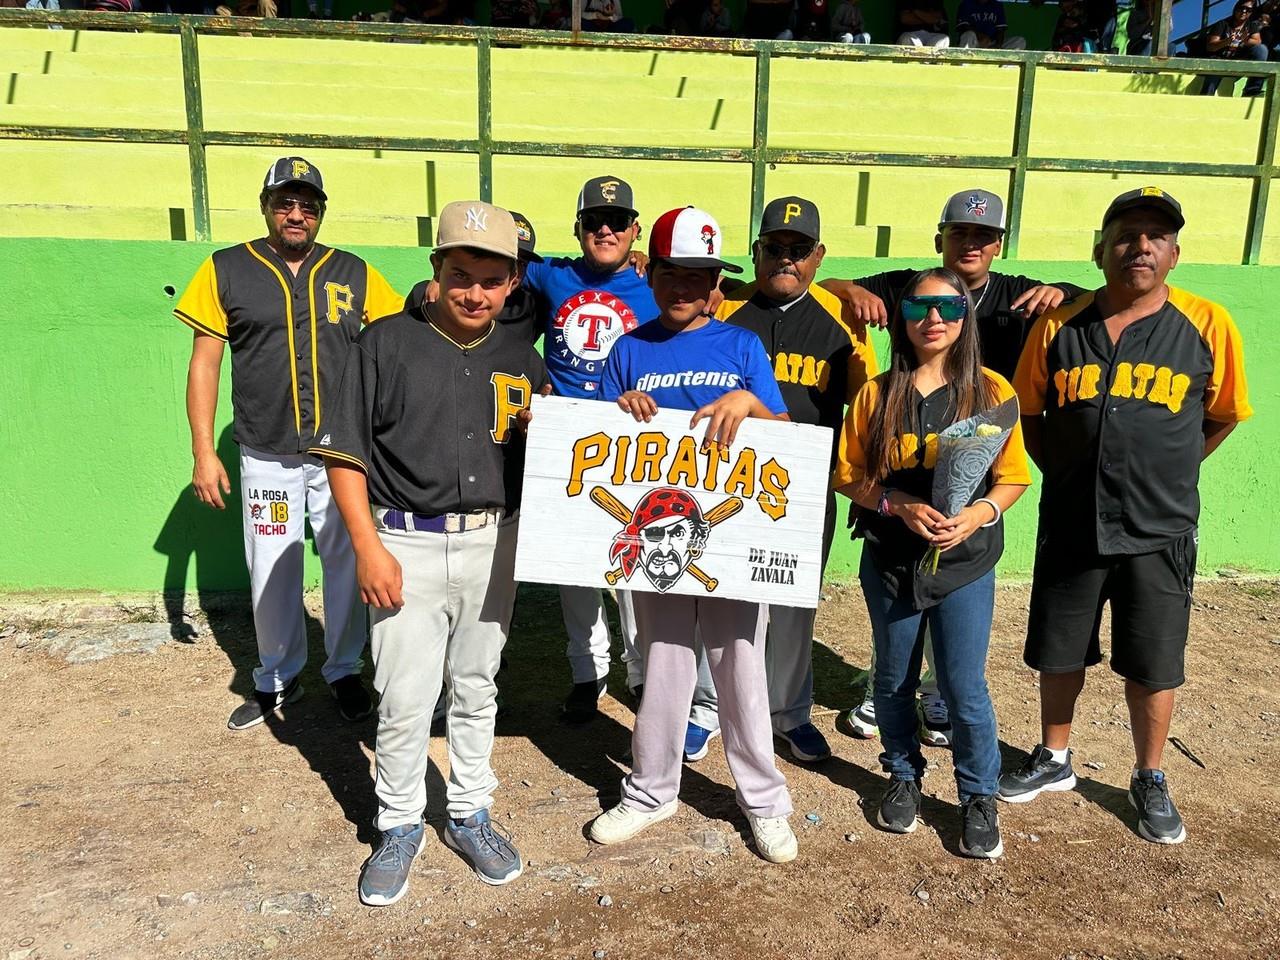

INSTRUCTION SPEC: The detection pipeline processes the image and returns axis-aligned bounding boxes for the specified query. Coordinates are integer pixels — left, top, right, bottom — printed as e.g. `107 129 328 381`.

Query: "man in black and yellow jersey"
174 157 403 731
683 196 878 765
1000 187 1252 845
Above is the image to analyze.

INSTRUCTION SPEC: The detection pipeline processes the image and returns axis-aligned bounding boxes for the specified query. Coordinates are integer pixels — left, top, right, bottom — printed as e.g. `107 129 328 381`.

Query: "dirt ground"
1 577 1277 960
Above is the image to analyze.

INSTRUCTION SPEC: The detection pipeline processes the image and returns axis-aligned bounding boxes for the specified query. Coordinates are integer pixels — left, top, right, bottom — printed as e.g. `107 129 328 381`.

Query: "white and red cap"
648 206 743 274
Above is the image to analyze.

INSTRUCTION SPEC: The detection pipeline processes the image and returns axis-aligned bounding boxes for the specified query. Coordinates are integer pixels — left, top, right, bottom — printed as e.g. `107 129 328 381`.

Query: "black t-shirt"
1209 15 1265 55
404 278 541 346
852 268 1086 381
312 305 550 516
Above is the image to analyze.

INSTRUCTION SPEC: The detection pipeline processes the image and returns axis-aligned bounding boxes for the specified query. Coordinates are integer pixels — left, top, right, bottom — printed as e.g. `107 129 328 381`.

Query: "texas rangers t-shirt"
601 318 788 415
522 256 660 398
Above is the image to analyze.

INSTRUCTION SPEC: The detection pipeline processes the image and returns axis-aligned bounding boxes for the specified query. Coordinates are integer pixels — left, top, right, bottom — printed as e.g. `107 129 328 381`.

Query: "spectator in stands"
1053 0 1094 51
1085 0 1117 50
796 0 831 38
956 0 1026 48
541 0 570 28
832 0 870 42
582 0 635 31
699 0 734 35
744 0 795 39
1126 0 1153 54
664 0 701 33
490 0 537 26
897 0 949 46
1201 0 1268 96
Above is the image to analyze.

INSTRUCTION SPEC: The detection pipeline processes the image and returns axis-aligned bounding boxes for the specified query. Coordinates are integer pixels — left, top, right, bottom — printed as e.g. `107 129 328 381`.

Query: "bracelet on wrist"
975 497 1002 528
877 487 896 518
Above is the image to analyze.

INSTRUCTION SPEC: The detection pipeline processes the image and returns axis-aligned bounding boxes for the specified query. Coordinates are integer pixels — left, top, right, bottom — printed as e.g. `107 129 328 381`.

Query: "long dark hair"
863 268 1000 484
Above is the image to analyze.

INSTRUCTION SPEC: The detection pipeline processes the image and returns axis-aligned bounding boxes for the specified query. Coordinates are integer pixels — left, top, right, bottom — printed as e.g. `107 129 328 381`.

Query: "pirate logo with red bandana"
700 224 717 255
609 488 711 592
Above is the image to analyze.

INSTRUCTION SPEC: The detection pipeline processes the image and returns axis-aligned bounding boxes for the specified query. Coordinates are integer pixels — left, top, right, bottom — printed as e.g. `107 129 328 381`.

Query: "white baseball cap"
647 206 743 273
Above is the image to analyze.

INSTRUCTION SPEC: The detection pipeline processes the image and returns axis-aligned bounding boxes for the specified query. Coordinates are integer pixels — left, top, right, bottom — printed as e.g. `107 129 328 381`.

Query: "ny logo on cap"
291 159 310 180
966 194 988 217
465 206 489 232
600 180 620 203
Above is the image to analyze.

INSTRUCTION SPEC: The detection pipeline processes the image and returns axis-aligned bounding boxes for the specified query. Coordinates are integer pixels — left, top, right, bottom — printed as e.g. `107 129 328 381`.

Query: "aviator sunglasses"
270 196 322 218
901 295 968 323
579 210 634 234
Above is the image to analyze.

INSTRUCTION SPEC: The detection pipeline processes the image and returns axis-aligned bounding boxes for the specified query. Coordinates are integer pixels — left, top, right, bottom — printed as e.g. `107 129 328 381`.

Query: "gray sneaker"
227 676 303 731
1128 769 1187 844
444 809 523 886
997 744 1077 803
359 821 425 907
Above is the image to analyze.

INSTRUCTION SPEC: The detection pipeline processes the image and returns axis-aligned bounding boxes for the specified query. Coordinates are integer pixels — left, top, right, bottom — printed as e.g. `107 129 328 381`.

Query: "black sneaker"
875 778 921 834
959 795 1003 859
997 744 1077 803
330 674 374 722
227 676 303 731
1128 769 1187 844
562 680 604 725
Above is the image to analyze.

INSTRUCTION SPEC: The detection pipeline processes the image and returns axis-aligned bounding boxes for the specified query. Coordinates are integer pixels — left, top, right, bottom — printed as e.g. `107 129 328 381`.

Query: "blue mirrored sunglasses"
901 295 967 323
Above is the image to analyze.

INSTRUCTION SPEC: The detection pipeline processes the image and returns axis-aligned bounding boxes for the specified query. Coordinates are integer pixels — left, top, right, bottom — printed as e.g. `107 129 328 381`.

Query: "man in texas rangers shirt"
521 175 660 724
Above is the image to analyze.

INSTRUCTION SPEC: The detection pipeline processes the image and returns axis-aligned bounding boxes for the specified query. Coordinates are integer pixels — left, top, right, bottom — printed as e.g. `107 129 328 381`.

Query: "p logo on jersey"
324 282 354 324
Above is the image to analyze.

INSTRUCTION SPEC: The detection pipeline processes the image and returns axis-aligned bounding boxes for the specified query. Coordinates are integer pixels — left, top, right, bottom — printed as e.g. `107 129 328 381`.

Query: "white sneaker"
843 690 878 739
918 692 952 747
588 800 678 845
747 814 798 864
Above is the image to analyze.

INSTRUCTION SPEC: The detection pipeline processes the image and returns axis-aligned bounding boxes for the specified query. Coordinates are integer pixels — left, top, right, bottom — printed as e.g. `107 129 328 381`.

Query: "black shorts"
1024 532 1198 690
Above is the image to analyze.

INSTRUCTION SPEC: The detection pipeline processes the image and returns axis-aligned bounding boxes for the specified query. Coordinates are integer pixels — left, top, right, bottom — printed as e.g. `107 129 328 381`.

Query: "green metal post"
1153 0 1173 56
749 45 770 243
1244 72 1280 264
178 18 211 242
1004 54 1037 259
477 35 493 203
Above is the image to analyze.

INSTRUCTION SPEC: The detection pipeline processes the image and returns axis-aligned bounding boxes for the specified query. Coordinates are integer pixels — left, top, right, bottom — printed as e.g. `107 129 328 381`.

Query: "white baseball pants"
239 447 365 692
622 594 792 819
370 514 519 830
559 586 643 688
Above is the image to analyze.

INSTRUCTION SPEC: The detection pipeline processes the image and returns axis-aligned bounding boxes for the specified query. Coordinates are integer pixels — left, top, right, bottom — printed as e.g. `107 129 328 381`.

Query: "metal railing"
2 9 1279 262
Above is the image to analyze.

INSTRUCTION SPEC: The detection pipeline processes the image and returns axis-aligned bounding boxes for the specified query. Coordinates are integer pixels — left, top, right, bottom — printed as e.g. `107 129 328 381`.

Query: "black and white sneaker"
959 795 1003 859
330 674 374 722
875 778 921 834
1128 769 1187 844
997 744 1077 803
227 676 304 731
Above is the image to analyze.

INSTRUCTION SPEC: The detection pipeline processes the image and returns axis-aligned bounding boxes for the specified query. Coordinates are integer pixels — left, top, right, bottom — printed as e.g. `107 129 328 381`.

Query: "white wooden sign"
515 396 833 608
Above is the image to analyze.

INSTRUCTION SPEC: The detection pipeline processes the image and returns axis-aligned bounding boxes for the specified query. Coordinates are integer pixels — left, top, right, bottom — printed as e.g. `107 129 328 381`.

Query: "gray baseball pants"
559 586 643 688
369 511 518 831
621 593 792 819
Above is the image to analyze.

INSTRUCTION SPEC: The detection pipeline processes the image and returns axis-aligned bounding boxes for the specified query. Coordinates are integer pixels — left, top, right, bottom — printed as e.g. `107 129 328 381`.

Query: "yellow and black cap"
759 196 820 241
509 210 544 263
263 156 327 202
1102 186 1185 231
577 175 638 217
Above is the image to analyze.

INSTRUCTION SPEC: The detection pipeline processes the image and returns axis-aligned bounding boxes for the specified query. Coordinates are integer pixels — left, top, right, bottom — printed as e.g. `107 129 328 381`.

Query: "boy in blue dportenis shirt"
589 206 800 865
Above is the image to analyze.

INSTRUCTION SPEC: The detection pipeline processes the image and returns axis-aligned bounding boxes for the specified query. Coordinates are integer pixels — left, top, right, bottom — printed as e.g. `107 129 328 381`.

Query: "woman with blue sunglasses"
833 268 1032 859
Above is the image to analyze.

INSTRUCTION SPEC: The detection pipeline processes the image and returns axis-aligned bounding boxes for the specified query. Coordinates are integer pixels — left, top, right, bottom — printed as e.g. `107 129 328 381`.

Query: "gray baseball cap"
938 189 1006 232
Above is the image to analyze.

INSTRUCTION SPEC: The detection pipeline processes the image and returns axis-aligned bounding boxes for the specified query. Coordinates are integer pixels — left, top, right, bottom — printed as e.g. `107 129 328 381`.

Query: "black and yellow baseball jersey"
834 372 1031 608
310 305 549 517
852 269 1086 380
715 282 878 461
1014 287 1252 554
174 240 403 455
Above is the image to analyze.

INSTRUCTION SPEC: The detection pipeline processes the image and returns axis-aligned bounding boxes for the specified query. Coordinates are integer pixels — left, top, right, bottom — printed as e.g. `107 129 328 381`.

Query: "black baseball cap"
263 156 327 203
759 196 820 241
1101 186 1185 231
577 175 638 217
508 210 544 263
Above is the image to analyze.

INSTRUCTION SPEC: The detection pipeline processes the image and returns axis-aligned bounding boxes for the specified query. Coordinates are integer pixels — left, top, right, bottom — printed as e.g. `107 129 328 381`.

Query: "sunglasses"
759 240 816 262
271 196 322 218
901 295 968 323
579 210 634 234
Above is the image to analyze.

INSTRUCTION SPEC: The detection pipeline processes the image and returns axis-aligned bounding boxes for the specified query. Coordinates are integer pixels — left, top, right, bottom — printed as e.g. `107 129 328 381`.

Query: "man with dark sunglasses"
174 156 403 732
682 196 878 765
519 175 660 724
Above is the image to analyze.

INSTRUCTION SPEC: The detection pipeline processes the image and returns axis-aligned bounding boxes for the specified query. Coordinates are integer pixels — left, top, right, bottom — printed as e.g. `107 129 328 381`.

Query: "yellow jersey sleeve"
842 308 878 403
363 265 404 324
173 256 229 340
1013 310 1055 416
1190 299 1253 423
986 370 1033 486
832 378 880 488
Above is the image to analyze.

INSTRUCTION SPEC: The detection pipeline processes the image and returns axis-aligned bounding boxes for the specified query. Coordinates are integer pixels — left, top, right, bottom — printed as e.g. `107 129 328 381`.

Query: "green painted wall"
0 237 1274 593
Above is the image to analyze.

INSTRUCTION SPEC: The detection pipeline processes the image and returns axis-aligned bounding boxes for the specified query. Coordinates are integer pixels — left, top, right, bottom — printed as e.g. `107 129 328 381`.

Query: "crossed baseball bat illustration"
589 485 743 592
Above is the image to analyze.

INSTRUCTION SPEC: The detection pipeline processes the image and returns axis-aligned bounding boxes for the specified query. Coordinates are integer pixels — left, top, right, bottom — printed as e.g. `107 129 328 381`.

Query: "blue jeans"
1201 43 1268 97
859 553 1000 799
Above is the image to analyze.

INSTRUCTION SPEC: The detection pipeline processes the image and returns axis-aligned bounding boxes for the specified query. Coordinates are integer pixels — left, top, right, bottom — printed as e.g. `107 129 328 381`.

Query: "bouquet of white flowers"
919 395 1020 575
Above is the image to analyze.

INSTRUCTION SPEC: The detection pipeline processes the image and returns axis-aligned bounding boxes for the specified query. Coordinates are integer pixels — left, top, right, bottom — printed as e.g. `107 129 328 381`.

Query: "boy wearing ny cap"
520 175 660 723
174 156 403 732
314 201 549 905
588 206 799 864
682 196 878 765
1000 187 1251 845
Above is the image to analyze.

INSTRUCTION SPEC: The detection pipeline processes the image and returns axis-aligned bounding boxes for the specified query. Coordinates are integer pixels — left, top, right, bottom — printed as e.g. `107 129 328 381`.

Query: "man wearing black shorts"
1000 187 1252 844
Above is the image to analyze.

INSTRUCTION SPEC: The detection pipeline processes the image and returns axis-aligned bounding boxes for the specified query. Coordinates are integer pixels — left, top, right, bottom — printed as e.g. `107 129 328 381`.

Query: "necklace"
971 280 990 316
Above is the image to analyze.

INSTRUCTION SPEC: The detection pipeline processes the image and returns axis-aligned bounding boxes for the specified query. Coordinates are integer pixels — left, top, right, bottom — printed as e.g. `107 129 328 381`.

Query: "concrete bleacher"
2 23 1278 262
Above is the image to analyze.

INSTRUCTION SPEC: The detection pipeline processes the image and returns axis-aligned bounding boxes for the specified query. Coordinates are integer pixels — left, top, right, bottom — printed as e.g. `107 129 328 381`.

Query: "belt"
376 506 505 534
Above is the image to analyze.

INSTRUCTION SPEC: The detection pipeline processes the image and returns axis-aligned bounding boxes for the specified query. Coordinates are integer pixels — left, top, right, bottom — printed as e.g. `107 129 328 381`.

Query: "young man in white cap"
315 201 548 905
588 205 798 864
